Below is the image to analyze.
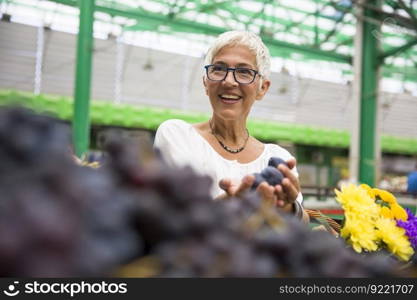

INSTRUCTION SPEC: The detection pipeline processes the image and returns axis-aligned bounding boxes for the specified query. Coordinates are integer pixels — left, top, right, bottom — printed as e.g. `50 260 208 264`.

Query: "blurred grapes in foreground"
0 106 416 277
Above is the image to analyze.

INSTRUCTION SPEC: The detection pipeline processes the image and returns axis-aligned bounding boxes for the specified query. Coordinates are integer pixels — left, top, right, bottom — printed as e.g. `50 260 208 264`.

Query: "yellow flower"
374 189 396 204
390 203 408 221
373 188 407 221
361 185 407 221
335 184 380 253
360 184 376 198
380 206 393 219
335 184 414 261
375 218 414 261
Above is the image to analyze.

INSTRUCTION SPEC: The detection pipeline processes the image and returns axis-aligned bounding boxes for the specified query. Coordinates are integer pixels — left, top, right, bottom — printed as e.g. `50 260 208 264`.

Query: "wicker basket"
305 209 341 235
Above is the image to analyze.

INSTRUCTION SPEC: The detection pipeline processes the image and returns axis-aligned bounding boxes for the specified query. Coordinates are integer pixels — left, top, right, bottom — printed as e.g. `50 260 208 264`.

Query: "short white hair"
204 31 271 79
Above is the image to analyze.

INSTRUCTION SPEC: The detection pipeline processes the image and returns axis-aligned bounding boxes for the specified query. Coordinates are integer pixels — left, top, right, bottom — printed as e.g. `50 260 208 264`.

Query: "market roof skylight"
1 0 416 94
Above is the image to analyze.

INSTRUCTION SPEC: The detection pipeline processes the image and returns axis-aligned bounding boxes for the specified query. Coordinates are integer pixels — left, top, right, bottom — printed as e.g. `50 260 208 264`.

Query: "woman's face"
203 45 270 121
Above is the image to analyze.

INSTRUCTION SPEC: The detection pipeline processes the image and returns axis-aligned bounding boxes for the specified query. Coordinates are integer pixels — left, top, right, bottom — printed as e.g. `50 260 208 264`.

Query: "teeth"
220 94 240 100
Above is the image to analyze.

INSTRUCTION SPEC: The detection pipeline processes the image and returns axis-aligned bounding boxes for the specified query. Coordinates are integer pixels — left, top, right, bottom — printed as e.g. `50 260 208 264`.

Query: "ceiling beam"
397 0 417 29
379 38 417 61
49 0 352 64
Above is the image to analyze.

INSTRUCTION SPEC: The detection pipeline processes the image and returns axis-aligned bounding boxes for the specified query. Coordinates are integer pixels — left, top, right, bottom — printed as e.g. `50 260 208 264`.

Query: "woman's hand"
217 158 308 222
217 176 255 200
218 159 299 205
273 158 300 211
258 159 309 223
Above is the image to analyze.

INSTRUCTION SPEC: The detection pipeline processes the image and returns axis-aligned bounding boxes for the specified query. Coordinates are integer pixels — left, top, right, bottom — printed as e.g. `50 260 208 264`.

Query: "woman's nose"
222 70 238 86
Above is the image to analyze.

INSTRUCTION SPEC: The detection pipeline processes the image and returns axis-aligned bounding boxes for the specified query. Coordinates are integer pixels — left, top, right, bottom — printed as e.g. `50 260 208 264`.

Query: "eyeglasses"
204 64 260 85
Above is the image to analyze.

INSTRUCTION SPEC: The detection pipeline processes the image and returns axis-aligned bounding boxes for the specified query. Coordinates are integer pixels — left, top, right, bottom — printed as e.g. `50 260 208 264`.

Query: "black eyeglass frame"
204 64 261 85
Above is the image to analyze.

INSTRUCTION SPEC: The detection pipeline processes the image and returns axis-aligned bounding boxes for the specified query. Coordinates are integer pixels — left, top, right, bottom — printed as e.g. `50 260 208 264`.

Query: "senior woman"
154 31 307 221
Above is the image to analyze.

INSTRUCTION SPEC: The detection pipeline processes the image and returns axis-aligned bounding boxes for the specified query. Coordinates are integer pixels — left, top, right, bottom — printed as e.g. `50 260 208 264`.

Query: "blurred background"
0 0 416 216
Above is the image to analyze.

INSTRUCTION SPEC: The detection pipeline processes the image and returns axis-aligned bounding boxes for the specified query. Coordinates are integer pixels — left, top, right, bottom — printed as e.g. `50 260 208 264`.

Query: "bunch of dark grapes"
101 140 280 276
104 140 238 249
0 107 142 277
253 217 403 277
104 142 405 277
151 207 404 277
0 106 411 277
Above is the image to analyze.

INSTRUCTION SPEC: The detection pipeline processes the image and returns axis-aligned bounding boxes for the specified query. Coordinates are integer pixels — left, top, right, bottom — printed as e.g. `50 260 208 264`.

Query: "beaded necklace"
209 120 249 154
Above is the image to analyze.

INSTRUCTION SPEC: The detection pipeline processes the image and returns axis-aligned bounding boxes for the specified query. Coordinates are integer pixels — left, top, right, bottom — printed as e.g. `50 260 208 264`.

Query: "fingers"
219 178 232 192
273 184 285 207
219 161 301 214
273 183 297 213
285 158 296 170
281 178 299 203
257 182 276 204
273 161 300 209
218 178 238 197
278 163 300 191
235 175 255 197
219 176 254 198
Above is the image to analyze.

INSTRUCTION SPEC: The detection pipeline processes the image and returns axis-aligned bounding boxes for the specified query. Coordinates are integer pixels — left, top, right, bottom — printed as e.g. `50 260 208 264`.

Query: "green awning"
1 89 416 154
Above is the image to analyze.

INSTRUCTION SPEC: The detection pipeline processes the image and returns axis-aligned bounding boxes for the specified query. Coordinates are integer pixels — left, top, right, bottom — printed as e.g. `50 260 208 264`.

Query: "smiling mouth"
218 94 242 103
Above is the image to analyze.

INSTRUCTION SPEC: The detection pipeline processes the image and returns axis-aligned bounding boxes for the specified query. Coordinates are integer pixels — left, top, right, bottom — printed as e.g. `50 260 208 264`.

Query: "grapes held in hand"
251 173 266 189
261 166 284 186
268 157 288 168
251 157 286 189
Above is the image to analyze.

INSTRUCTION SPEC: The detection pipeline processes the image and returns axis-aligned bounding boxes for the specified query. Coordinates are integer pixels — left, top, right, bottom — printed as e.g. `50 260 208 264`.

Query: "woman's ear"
203 76 208 96
255 78 271 100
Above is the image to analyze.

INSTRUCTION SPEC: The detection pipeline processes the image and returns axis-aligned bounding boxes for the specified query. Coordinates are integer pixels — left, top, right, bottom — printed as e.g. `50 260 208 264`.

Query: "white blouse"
154 119 302 202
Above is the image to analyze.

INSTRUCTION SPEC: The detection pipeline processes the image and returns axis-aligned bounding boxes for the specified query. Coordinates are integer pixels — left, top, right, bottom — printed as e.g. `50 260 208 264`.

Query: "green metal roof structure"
1 89 416 154
2 0 417 82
